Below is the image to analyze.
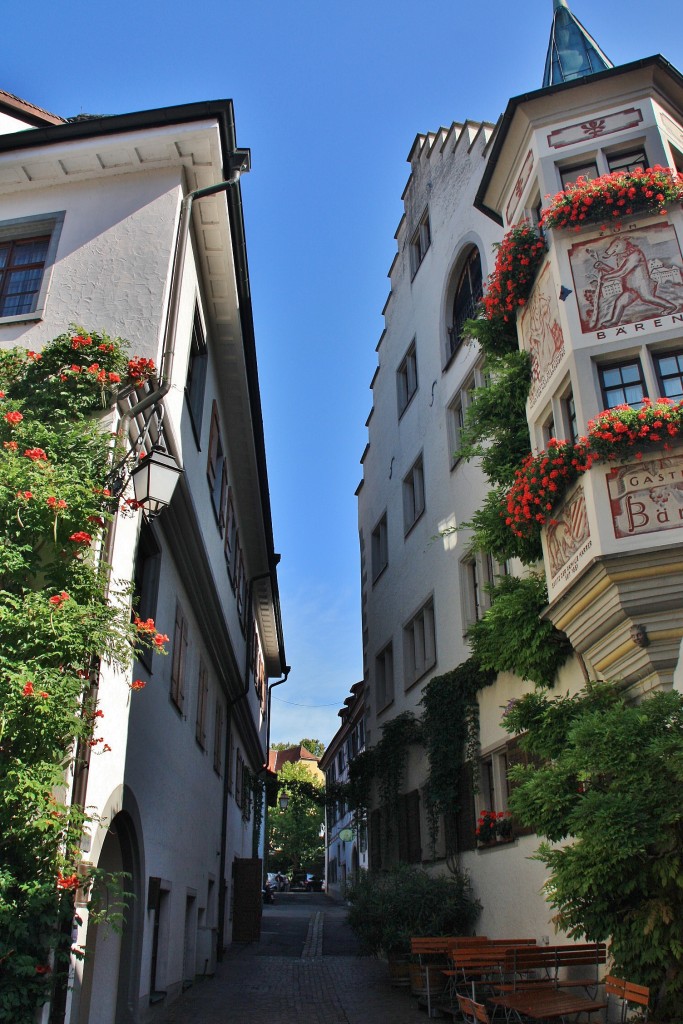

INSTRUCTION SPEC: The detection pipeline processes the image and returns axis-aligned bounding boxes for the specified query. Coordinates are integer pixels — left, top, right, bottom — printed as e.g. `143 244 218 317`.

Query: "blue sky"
4 2 683 745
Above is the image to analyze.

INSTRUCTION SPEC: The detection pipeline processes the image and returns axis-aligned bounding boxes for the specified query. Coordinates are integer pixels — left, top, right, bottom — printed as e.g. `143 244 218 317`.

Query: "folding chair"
457 994 490 1024
605 975 650 1024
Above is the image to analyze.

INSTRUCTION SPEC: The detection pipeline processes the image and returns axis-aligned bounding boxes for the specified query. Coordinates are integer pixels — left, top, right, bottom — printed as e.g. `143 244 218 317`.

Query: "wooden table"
489 987 607 1022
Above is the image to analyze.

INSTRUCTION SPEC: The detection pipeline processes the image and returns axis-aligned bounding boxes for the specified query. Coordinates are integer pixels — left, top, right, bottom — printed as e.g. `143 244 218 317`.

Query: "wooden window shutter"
196 660 208 747
505 737 538 837
456 764 477 852
406 789 422 864
171 603 187 710
235 750 243 807
218 460 228 533
369 808 382 870
224 489 235 575
213 699 224 774
207 401 220 488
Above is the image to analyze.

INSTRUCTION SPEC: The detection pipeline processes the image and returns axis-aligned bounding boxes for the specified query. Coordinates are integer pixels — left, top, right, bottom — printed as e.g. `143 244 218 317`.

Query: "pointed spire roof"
543 0 613 88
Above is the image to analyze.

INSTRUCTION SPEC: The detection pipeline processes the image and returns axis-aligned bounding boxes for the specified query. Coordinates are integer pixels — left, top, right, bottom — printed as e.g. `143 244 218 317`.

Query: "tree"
502 683 683 1017
268 761 325 873
271 738 325 757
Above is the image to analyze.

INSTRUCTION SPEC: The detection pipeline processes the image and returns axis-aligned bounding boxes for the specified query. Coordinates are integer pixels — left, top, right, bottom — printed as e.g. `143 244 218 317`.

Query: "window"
461 554 497 629
403 598 436 688
449 248 483 358
447 375 477 468
564 389 579 443
607 149 648 174
542 410 556 446
0 213 63 322
207 401 228 532
186 307 208 443
398 790 422 864
478 738 539 839
235 749 243 807
224 490 237 581
195 659 208 748
225 722 232 787
375 642 394 710
170 602 189 711
371 513 388 582
410 209 431 277
337 749 346 775
598 359 647 409
655 350 683 400
403 455 425 534
132 521 161 672
560 161 598 189
397 341 418 416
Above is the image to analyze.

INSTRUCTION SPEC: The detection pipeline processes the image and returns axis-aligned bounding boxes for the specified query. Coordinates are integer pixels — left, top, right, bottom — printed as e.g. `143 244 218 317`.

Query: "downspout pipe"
119 170 247 444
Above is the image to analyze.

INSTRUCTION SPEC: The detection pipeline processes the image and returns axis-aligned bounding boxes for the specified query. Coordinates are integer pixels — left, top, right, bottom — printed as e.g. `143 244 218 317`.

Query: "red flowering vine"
482 224 547 323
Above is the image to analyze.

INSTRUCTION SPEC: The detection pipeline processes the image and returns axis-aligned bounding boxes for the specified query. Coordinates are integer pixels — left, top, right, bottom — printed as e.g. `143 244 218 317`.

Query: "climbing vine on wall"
420 659 496 854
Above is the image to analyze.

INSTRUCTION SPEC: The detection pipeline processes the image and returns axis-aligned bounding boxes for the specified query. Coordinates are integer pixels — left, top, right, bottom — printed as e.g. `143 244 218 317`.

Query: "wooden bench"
497 942 607 996
410 937 492 1017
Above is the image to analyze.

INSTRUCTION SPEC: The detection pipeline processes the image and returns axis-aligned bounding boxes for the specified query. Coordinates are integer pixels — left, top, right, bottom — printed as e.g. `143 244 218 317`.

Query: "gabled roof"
0 88 64 127
268 745 319 772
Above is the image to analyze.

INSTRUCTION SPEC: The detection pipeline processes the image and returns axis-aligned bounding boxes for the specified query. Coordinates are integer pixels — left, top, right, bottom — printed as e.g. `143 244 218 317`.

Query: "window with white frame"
371 512 388 582
447 364 488 467
397 340 418 417
607 148 648 174
410 209 431 277
403 455 425 534
654 349 683 401
403 598 436 689
460 553 498 630
598 359 647 409
0 212 64 322
375 642 394 711
559 160 598 189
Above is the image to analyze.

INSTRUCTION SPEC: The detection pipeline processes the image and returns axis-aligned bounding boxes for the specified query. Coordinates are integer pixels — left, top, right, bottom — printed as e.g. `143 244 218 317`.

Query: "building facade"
0 90 287 1022
357 4 683 940
319 682 368 898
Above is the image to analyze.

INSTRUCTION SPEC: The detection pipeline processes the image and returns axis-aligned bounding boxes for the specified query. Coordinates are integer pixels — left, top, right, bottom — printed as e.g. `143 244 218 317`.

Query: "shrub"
345 864 481 957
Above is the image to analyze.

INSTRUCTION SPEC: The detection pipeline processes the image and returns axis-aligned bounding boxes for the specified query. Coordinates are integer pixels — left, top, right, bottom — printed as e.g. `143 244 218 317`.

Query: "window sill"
404 509 425 540
372 565 388 587
398 391 417 421
404 660 436 694
0 310 43 326
376 697 395 717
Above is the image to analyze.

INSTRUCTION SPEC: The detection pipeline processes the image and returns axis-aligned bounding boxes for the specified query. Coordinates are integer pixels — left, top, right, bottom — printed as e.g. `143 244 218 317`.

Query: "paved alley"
157 894 426 1023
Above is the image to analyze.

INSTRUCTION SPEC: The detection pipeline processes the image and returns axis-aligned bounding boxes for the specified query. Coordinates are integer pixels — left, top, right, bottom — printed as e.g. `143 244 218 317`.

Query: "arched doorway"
78 812 142 1024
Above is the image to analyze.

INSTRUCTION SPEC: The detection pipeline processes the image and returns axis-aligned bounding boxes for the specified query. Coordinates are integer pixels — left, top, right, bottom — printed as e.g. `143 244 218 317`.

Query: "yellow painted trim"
648 628 683 642
594 640 635 673
610 562 683 582
553 577 611 632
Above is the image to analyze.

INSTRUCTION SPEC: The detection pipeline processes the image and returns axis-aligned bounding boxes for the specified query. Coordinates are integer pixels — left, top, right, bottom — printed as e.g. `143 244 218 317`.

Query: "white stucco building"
0 89 287 1022
319 681 368 898
357 0 683 941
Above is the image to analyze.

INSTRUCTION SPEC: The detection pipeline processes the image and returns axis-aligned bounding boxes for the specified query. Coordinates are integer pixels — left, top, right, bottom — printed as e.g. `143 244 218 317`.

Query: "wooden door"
232 857 262 943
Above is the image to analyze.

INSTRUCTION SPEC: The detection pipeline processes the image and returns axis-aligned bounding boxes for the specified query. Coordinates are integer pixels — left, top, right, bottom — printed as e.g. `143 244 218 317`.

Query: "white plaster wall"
0 168 180 355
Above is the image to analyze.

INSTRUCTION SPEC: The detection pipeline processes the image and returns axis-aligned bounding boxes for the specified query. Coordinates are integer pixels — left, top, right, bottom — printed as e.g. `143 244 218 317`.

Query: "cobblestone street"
158 896 426 1024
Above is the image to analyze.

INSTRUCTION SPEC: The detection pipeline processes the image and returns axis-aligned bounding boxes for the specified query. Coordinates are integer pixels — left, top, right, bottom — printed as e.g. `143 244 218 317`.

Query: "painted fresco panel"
519 261 565 408
607 454 683 539
547 485 592 593
569 223 683 334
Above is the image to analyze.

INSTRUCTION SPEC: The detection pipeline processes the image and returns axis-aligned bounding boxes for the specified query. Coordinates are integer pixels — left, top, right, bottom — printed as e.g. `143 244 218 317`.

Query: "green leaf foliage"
269 761 325 874
468 574 572 687
456 351 532 487
502 684 683 1017
0 329 164 1021
465 488 543 564
346 864 481 957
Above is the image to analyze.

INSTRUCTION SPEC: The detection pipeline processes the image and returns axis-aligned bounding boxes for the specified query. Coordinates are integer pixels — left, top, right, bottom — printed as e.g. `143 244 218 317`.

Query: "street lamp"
279 791 289 811
130 444 183 518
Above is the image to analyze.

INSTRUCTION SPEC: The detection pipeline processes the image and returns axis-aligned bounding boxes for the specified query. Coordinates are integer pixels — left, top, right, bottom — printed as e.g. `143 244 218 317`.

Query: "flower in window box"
475 809 498 845
496 811 513 841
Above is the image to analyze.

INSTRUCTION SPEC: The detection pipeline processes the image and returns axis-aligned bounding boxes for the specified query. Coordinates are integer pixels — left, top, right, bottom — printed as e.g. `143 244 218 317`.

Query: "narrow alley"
157 894 425 1024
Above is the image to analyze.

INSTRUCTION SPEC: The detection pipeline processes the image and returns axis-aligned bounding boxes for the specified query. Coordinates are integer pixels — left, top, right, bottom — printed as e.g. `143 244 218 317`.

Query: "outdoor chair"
605 975 650 1024
457 994 490 1024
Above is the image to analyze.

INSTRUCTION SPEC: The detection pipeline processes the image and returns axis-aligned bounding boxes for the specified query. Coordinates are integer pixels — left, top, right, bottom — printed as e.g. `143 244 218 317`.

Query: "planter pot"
388 956 411 987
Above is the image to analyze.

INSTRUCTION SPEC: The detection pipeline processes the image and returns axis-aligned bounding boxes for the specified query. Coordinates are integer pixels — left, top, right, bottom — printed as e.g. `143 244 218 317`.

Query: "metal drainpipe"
118 172 245 446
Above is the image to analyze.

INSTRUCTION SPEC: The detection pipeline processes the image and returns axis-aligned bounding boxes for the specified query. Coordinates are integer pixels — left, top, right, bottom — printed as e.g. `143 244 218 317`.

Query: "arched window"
449 248 483 358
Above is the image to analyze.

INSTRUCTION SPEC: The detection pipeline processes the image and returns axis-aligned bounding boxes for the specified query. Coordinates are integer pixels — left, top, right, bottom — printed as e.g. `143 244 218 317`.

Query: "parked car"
290 872 311 892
